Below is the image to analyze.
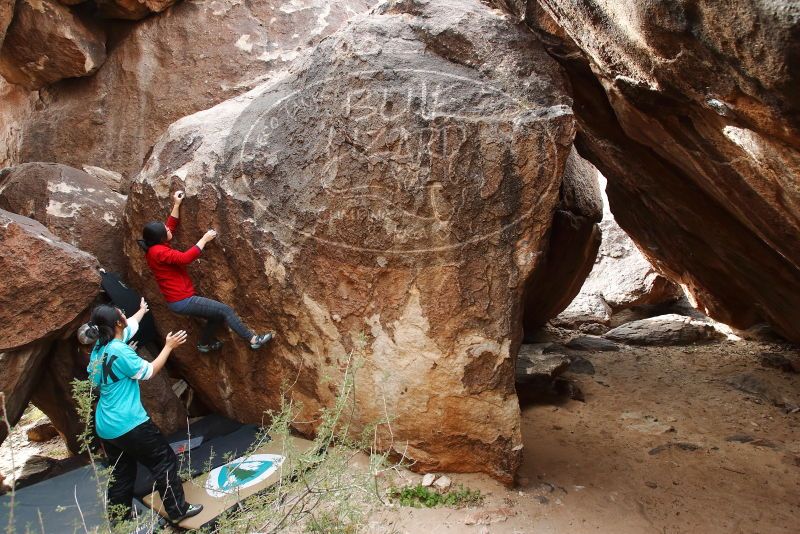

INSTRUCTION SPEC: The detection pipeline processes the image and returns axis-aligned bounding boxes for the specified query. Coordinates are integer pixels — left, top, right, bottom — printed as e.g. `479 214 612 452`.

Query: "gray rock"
727 373 800 413
579 322 609 335
759 353 799 374
552 292 611 327
604 314 724 346
16 455 56 487
433 475 452 491
516 346 571 384
648 442 702 455
566 335 620 352
568 356 595 375
727 373 771 398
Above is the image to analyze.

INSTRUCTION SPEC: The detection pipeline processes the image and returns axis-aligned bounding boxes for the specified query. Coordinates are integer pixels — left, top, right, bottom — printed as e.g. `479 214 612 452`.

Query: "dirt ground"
372 338 800 534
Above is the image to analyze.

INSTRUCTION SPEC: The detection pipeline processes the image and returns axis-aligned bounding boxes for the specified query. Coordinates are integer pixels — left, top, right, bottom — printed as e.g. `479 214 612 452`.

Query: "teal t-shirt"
87 322 152 440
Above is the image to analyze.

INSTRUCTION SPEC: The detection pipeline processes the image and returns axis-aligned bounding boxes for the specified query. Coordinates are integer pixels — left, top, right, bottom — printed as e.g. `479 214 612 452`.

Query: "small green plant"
387 484 483 508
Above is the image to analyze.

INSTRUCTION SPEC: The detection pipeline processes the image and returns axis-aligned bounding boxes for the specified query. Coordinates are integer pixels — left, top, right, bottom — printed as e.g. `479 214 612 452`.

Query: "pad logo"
205 454 284 498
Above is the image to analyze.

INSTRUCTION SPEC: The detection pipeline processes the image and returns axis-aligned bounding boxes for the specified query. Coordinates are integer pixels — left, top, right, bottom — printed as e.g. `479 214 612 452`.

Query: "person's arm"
151 243 203 265
129 298 149 325
124 330 187 381
170 190 183 220
166 191 184 233
195 229 217 251
122 317 139 343
149 330 188 378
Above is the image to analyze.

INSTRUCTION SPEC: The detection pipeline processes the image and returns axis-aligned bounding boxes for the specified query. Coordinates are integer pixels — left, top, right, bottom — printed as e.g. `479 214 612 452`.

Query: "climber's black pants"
103 420 188 521
168 295 254 345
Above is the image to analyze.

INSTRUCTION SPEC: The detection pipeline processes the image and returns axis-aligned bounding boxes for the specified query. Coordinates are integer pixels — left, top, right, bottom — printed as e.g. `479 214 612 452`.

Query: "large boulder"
0 209 99 445
0 163 184 448
523 147 602 334
0 0 106 89
0 0 373 178
528 1 800 342
604 314 725 346
0 210 100 352
125 0 574 482
0 162 127 272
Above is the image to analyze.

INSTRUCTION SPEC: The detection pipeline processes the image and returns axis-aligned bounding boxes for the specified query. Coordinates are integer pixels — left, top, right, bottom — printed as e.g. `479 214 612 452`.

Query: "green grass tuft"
387 484 483 508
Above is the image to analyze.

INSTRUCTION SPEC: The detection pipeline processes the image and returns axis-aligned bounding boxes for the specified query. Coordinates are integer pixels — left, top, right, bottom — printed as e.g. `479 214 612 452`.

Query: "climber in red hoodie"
138 190 274 353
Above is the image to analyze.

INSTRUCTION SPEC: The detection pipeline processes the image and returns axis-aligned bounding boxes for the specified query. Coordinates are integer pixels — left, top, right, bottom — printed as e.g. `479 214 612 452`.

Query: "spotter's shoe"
170 503 203 525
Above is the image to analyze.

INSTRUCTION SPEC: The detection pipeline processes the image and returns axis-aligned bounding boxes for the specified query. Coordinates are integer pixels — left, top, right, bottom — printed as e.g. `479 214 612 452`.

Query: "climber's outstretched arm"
169 190 184 220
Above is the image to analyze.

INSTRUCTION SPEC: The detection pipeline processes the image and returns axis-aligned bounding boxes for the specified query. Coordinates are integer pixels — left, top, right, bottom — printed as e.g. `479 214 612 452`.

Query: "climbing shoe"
170 503 203 525
197 340 223 353
250 332 274 350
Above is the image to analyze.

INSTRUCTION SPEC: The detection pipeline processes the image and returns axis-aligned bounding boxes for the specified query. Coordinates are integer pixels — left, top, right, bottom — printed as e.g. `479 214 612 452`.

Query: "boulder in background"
0 0 106 89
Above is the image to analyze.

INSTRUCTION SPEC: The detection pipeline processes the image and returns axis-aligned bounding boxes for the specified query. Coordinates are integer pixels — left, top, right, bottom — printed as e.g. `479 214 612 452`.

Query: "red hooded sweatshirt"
146 216 202 303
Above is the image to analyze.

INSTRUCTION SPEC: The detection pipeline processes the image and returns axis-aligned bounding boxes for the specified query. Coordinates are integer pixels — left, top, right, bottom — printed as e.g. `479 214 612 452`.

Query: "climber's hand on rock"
173 190 185 205
139 297 149 315
203 229 217 242
165 330 188 350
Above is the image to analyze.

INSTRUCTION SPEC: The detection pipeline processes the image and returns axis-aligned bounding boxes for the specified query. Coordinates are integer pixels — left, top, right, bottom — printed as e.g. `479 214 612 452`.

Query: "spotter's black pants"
103 420 188 520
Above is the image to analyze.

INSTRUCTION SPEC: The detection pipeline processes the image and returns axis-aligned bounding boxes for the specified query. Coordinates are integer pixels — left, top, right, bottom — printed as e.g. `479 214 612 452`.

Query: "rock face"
0 209 99 445
530 1 800 342
604 314 725 346
0 0 106 89
0 1 13 48
554 175 682 328
0 163 127 272
26 421 58 442
29 341 88 454
515 346 570 384
565 335 619 352
523 147 602 334
125 0 575 482
95 0 178 20
0 210 99 352
0 0 373 178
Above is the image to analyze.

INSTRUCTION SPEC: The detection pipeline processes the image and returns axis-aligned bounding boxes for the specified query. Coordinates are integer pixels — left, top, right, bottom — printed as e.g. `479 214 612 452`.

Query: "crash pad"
141 435 315 530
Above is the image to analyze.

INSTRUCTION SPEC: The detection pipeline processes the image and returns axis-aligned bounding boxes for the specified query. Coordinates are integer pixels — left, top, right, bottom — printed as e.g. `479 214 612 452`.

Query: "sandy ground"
372 338 800 534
